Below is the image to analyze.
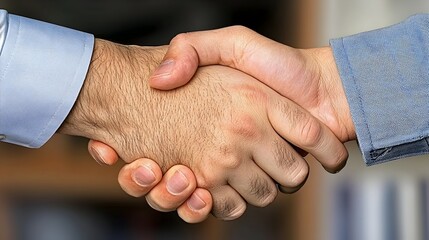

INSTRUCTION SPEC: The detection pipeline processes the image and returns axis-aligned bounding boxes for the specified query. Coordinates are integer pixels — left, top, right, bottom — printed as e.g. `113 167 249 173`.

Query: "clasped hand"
72 26 354 223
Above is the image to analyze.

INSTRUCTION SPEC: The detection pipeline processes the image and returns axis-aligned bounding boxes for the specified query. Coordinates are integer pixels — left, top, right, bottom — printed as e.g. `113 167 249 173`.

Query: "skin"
90 25 359 223
148 26 355 142
59 38 348 222
88 140 212 223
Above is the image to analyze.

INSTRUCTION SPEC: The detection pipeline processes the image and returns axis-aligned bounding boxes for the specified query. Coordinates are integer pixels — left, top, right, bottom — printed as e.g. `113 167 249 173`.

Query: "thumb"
149 38 199 90
149 26 295 95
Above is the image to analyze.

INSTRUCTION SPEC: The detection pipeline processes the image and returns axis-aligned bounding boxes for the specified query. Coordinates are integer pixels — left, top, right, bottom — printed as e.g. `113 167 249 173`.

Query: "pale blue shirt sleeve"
330 14 429 166
0 10 94 148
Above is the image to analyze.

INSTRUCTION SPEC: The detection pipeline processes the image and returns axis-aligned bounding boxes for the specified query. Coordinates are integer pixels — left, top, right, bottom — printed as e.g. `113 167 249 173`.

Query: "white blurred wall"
317 1 429 240
319 0 429 44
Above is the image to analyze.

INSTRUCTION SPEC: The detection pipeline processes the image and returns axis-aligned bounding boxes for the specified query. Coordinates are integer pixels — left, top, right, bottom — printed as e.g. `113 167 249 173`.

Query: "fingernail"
152 59 175 78
132 165 156 187
167 170 189 195
187 193 206 211
89 147 106 165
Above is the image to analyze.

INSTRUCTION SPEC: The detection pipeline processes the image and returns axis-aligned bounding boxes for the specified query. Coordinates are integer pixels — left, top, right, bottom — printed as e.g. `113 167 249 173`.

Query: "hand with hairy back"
65 39 347 221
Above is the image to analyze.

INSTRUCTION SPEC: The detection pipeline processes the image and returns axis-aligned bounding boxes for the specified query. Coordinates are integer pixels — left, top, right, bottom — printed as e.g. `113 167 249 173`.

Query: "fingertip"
324 150 348 174
132 164 157 187
87 140 118 165
132 159 163 186
149 59 175 88
278 169 309 194
222 203 246 221
187 189 212 212
317 142 349 174
178 188 213 223
149 59 197 90
145 165 197 212
210 187 247 221
118 158 163 198
165 166 197 195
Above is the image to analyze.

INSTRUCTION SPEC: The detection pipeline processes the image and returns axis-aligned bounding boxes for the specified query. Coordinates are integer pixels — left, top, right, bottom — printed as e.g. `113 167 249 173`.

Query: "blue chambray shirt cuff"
0 12 94 148
330 14 429 166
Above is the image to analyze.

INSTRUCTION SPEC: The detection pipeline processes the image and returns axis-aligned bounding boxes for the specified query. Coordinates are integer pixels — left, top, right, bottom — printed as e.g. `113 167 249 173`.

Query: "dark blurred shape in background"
2 1 429 240
0 1 316 240
0 0 304 45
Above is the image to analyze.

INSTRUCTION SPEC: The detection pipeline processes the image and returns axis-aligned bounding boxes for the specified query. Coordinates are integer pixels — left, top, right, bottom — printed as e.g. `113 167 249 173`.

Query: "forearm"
60 39 135 138
59 39 167 161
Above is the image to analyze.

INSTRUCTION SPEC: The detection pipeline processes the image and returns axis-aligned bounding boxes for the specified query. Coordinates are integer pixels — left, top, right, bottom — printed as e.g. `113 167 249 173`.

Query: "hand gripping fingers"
268 98 348 173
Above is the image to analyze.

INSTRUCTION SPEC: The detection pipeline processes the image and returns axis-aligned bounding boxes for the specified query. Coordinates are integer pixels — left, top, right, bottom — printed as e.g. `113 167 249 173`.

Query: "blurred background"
1 0 429 239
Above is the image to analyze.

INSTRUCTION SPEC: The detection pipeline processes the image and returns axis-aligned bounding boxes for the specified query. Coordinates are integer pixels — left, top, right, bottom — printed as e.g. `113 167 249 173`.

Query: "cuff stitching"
340 38 375 153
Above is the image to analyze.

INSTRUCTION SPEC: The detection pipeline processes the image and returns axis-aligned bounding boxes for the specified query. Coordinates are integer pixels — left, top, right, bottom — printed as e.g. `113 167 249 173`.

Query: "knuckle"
194 168 219 189
218 155 243 171
224 25 255 68
170 32 190 45
230 25 246 31
300 117 323 148
230 120 259 139
227 25 251 35
227 111 262 140
196 149 243 188
195 156 236 188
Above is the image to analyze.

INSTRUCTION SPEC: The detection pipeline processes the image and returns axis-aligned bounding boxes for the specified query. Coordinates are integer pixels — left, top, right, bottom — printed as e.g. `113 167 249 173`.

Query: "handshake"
60 26 355 223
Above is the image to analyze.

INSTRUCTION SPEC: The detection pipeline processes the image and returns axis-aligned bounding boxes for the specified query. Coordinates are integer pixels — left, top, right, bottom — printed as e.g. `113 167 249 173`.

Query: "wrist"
309 47 356 142
321 47 356 141
59 39 141 140
60 39 170 162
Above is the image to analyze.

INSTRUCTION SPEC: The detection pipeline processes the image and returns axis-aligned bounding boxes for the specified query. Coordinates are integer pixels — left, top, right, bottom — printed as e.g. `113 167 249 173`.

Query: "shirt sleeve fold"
330 14 429 165
0 10 94 147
